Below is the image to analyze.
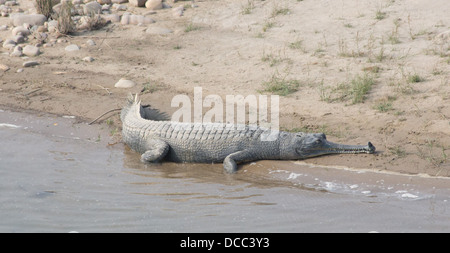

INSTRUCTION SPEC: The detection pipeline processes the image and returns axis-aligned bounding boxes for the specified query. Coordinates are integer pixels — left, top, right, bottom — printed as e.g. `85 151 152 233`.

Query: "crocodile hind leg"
223 149 256 174
140 139 169 163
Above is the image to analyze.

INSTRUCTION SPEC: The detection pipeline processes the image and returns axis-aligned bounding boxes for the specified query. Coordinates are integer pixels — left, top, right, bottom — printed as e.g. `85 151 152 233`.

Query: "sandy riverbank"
1 0 449 176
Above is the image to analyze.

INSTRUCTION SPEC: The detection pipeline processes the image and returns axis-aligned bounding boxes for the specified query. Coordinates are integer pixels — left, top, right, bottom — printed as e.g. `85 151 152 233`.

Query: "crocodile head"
281 132 375 159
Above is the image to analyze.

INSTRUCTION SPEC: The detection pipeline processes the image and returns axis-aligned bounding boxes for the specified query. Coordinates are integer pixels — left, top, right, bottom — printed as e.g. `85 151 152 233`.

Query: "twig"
96 84 112 95
88 108 121 125
24 88 42 96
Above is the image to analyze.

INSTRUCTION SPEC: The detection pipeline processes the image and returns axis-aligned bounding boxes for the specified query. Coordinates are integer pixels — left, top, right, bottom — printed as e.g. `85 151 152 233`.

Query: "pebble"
17 68 24 73
23 45 40 56
83 56 94 62
10 45 22 57
12 14 47 27
129 0 146 7
145 0 163 10
111 0 128 3
12 34 25 44
114 78 136 88
111 4 127 11
0 25 8 31
2 39 16 49
0 64 10 71
23 61 39 67
86 39 96 46
172 6 184 17
12 26 30 36
103 13 121 22
65 44 80 52
83 1 102 15
97 0 111 4
145 26 173 35
121 14 155 25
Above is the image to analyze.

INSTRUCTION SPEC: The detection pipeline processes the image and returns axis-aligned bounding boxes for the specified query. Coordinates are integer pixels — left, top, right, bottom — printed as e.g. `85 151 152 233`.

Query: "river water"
0 109 449 232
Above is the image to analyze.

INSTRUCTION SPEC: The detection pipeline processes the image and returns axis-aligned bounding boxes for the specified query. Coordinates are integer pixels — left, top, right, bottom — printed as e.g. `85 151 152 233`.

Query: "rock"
86 39 96 46
23 61 39 67
0 25 8 31
121 14 155 25
2 39 16 49
97 0 111 4
111 4 127 11
12 14 47 27
172 6 184 17
12 34 25 44
129 0 146 7
114 78 136 88
23 45 40 56
65 44 80 52
145 0 163 10
12 26 30 36
111 0 127 3
145 26 173 35
17 68 24 73
83 56 94 62
83 1 102 14
0 64 10 71
10 45 22 57
103 13 121 23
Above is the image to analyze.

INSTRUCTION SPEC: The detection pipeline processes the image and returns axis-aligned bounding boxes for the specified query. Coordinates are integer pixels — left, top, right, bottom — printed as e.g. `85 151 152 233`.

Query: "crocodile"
121 94 376 173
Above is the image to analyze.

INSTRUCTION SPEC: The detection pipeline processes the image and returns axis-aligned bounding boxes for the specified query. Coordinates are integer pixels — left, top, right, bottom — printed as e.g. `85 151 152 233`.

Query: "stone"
23 61 39 67
12 26 30 36
23 45 40 56
12 14 47 27
111 4 127 11
114 78 136 88
0 25 8 31
17 68 24 73
121 14 155 25
83 56 94 62
145 0 163 10
83 1 102 15
111 0 127 3
65 44 80 52
10 45 22 57
86 39 96 46
172 6 184 17
12 34 25 44
145 26 173 35
129 0 146 7
2 39 16 49
0 64 10 71
97 0 111 4
103 13 121 22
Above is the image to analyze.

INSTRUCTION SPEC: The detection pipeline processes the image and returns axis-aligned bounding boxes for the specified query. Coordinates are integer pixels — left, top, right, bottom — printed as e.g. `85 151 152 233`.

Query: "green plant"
407 73 424 83
350 73 375 104
260 73 300 96
185 23 201 32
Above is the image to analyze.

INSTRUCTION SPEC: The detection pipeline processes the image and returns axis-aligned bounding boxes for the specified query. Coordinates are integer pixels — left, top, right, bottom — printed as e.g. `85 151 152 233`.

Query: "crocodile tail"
121 93 140 121
121 93 170 122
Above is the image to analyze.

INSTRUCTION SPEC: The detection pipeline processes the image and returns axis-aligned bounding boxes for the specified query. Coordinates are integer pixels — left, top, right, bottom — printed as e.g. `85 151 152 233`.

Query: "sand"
0 0 449 176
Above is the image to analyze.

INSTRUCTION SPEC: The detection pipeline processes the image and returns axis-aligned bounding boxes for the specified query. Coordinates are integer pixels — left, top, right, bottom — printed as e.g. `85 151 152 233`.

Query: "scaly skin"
121 95 375 173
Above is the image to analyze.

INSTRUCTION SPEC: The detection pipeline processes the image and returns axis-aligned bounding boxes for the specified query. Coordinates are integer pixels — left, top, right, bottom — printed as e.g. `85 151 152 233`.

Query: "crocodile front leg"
223 149 256 174
140 138 169 163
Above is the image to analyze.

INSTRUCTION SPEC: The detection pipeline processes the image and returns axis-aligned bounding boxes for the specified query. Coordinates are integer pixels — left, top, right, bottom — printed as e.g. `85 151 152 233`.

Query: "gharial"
121 94 376 173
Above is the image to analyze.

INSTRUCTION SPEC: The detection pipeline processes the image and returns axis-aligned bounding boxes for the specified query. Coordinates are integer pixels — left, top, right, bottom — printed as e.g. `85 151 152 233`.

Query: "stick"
88 108 121 125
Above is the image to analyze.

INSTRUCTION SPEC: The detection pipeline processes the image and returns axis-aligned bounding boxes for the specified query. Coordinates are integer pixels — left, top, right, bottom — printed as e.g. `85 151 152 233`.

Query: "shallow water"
0 109 449 232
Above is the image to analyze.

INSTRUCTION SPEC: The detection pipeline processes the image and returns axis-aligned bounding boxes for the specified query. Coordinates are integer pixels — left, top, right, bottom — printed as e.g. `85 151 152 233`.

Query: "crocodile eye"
315 139 322 144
